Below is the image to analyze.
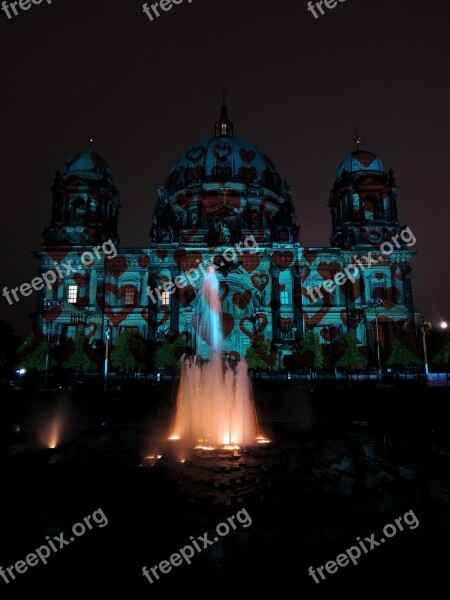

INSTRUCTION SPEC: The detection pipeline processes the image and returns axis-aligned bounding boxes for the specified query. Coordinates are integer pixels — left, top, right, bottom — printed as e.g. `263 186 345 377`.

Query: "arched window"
71 197 85 223
279 271 292 306
351 192 361 220
364 199 375 220
124 285 138 306
369 274 387 301
161 290 171 306
88 198 97 221
67 285 78 304
279 228 289 242
158 271 171 306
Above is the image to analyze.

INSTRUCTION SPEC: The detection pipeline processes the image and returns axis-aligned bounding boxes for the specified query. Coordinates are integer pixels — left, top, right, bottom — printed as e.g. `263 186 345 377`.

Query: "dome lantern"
214 92 233 137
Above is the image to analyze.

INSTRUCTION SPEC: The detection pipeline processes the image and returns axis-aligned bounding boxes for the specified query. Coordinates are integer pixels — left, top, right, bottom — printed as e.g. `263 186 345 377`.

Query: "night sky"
0 0 448 337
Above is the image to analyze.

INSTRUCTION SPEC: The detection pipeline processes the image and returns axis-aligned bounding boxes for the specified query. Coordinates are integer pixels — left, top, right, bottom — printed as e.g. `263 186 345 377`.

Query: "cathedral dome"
336 150 385 180
151 105 297 248
164 104 285 198
166 135 284 196
62 151 115 183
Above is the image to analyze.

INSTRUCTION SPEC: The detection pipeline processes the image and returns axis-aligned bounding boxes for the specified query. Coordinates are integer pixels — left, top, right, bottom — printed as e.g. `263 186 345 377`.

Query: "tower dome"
336 149 385 180
63 151 115 184
43 144 120 247
329 142 400 249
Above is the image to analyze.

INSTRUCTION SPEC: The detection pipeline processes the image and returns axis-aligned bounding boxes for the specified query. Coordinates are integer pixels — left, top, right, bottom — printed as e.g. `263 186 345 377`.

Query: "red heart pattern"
240 254 260 274
186 146 206 163
43 304 63 322
219 282 230 301
251 273 269 291
222 313 235 338
239 314 268 340
317 261 340 279
174 249 203 272
303 250 318 264
74 273 89 288
138 255 150 268
320 326 339 342
84 322 98 339
239 148 256 163
105 307 134 327
213 144 232 162
233 290 252 310
105 257 129 279
272 251 294 271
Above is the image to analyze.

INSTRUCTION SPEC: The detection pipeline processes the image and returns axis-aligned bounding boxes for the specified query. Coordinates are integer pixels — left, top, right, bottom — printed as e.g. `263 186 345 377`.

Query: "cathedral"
33 105 420 365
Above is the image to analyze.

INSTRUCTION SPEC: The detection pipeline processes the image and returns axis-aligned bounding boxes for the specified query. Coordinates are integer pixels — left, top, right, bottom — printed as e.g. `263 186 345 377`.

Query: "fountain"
169 265 267 449
39 407 65 449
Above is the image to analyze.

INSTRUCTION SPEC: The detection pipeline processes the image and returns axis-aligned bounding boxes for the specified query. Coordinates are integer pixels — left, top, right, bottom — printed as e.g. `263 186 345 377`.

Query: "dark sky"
0 0 449 337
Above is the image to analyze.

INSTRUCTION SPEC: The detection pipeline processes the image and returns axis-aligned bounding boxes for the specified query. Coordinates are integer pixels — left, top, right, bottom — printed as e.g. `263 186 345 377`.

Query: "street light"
367 299 383 385
104 319 111 391
324 324 337 385
421 317 432 376
439 321 449 387
43 299 61 386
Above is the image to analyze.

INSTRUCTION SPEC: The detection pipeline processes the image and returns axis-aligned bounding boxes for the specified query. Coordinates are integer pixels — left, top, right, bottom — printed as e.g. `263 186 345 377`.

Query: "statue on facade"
219 221 231 245
150 220 158 242
157 186 169 206
255 289 266 308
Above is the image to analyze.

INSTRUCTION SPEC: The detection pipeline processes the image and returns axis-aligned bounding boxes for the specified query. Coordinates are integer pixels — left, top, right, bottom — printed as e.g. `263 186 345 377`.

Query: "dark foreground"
1 381 449 595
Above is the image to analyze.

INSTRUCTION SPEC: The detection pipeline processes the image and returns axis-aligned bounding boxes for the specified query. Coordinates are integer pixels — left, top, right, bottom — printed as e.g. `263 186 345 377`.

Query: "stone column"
403 265 415 322
140 270 148 305
292 269 304 340
390 265 405 306
170 267 180 333
89 268 97 307
270 263 281 341
148 268 159 341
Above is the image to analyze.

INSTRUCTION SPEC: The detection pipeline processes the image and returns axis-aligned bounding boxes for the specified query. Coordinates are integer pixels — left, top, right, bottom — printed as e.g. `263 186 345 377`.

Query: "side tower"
302 139 419 365
35 146 152 347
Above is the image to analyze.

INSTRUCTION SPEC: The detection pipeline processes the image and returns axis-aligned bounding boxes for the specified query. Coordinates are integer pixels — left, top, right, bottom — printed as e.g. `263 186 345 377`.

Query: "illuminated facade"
34 106 420 363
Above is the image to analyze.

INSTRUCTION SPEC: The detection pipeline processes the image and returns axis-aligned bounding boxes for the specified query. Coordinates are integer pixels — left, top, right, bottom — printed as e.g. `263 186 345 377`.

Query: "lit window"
67 285 78 304
161 291 170 306
124 285 137 306
280 290 290 305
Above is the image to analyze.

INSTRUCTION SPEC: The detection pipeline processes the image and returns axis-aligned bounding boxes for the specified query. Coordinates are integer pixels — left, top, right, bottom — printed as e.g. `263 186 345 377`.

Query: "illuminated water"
169 266 264 448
